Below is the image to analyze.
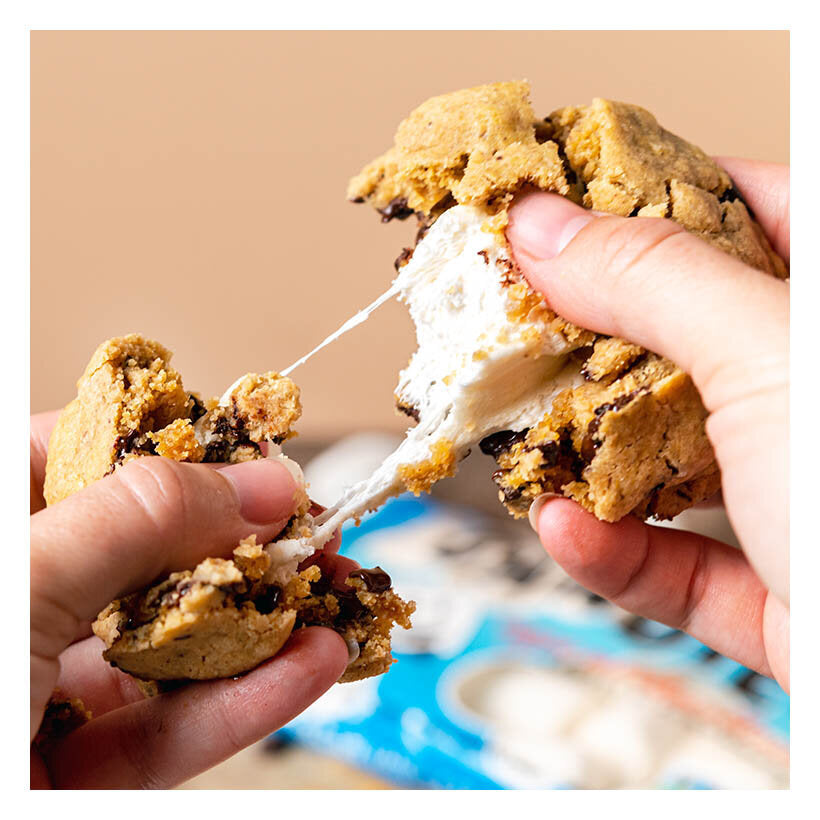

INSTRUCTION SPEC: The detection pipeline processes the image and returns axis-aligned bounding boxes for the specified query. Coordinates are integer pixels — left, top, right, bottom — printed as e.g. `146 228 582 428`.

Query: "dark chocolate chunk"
394 247 414 271
581 391 640 461
202 439 232 463
719 180 755 218
665 458 680 475
348 567 392 593
378 197 414 222
479 429 529 459
396 400 420 422
537 440 560 467
252 586 282 615
189 394 207 422
309 572 333 597
334 588 369 623
113 429 139 461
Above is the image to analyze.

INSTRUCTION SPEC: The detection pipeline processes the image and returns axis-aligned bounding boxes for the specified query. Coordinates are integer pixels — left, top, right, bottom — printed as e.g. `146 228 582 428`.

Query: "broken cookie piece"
94 537 414 685
46 335 413 686
328 81 787 523
43 333 305 506
33 691 92 755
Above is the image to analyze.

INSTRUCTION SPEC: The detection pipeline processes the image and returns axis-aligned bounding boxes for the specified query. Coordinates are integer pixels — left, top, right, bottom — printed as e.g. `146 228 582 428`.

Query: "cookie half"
46 335 414 686
342 82 787 522
93 537 415 684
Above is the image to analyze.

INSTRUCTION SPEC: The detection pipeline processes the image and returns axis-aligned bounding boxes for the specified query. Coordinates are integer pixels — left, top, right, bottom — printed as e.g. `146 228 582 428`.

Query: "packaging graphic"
280 496 789 789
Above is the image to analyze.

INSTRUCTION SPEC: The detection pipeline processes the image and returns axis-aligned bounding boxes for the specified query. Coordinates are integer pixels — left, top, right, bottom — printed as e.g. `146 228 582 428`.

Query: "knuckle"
118 706 167 789
678 539 710 632
114 458 191 537
597 216 688 284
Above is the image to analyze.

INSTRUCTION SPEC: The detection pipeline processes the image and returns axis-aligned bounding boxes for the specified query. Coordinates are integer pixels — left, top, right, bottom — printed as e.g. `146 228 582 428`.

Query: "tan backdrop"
31 30 789 438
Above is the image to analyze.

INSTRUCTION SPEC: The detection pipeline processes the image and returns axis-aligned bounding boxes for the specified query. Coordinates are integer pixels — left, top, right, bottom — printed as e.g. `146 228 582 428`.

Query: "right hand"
507 159 789 691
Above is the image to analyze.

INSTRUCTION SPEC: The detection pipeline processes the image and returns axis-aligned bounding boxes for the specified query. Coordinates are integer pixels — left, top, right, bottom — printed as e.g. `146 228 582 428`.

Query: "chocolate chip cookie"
45 335 414 687
349 82 787 521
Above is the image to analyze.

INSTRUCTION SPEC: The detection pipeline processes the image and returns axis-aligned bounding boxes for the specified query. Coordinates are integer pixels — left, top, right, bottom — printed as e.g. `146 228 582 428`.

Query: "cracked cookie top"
43 334 303 505
348 81 787 279
348 81 570 218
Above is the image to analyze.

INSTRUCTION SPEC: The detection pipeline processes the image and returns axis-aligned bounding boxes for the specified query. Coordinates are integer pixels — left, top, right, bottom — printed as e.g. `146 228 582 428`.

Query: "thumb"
507 192 789 605
507 193 788 414
31 456 300 658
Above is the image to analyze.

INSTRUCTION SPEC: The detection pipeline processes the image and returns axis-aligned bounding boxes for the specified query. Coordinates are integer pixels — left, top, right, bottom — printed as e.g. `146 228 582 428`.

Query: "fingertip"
533 496 637 577
508 192 594 261
219 459 300 524
282 626 348 683
532 495 590 562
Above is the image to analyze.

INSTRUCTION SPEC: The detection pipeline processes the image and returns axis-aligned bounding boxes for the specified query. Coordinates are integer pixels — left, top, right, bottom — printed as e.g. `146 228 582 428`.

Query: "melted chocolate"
378 197 414 222
348 567 392 593
394 247 414 271
580 391 640 462
252 586 282 615
479 429 529 459
396 400 421 422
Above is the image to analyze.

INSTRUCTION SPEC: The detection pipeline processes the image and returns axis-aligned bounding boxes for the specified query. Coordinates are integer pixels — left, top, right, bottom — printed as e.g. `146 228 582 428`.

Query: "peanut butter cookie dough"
349 82 787 522
44 335 414 688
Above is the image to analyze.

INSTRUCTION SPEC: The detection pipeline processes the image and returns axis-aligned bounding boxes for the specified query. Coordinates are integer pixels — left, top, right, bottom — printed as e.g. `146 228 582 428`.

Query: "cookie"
349 82 788 522
33 691 92 755
46 336 414 686
43 334 302 506
93 537 415 684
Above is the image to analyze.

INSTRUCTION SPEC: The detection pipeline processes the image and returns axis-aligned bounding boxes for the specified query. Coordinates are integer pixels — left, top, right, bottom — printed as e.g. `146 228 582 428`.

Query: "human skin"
506 158 789 693
30 412 349 789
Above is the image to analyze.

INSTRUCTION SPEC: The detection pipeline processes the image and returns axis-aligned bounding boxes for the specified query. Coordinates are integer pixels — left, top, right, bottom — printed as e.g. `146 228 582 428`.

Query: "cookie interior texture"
44 335 414 690
349 81 787 522
43 334 301 505
94 536 414 684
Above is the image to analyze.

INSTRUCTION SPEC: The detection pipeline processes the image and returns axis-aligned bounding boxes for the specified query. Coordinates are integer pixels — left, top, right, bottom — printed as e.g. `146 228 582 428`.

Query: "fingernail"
509 193 595 259
528 493 561 532
221 459 299 523
345 638 360 665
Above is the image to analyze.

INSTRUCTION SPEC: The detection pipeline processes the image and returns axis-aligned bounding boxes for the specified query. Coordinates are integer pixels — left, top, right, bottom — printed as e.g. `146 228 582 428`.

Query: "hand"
30 412 348 788
507 158 789 692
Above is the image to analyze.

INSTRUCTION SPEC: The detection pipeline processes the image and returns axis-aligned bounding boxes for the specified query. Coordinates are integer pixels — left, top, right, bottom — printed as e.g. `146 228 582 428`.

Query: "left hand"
31 410 348 789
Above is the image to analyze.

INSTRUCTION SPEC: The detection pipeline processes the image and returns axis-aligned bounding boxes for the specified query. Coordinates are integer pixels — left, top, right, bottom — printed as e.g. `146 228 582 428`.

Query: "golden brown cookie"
43 333 303 506
93 538 415 684
47 336 413 687
350 82 788 522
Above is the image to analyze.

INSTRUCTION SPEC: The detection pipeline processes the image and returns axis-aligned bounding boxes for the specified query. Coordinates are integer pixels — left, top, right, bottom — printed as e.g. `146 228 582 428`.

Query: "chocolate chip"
719 185 743 204
396 400 420 422
309 573 333 597
394 247 414 271
348 567 392 593
202 439 231 463
334 589 368 623
580 393 640 463
378 197 414 222
252 586 281 615
537 440 560 467
189 394 207 422
113 430 139 461
719 180 755 218
213 416 231 436
479 429 529 459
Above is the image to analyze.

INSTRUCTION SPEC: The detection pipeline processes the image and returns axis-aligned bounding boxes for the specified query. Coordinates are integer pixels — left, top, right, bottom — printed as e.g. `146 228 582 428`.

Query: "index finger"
30 410 61 514
714 157 790 262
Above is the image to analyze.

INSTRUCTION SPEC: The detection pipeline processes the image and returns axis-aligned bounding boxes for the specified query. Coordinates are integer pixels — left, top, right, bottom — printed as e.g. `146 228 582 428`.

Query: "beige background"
31 31 789 438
